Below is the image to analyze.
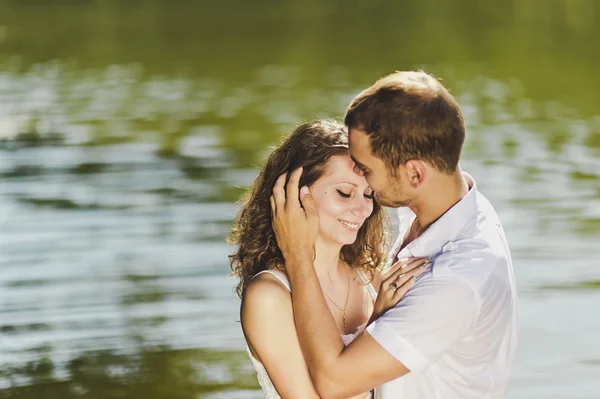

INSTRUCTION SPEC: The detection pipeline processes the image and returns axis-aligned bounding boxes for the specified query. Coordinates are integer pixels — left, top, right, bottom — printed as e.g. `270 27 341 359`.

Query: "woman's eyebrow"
337 182 372 192
337 181 358 187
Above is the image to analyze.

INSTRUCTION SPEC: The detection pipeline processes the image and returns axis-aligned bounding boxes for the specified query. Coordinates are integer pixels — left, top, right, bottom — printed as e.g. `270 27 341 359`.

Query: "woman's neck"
312 237 346 284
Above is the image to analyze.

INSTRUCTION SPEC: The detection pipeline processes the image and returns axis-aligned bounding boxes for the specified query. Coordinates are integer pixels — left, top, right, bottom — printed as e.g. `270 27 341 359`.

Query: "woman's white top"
246 268 377 399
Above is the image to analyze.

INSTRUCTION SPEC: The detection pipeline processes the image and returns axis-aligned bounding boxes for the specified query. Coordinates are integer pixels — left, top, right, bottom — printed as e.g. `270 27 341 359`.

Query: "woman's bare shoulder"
241 272 291 317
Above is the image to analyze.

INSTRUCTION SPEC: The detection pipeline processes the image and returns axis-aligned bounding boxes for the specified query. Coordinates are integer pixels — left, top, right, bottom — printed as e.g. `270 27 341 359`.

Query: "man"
270 71 518 398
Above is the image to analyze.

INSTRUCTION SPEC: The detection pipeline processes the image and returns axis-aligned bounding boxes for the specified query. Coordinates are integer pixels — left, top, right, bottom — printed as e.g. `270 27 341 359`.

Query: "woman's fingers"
382 257 430 287
401 257 431 273
388 266 426 299
373 257 434 319
392 278 416 301
392 267 423 300
384 257 429 277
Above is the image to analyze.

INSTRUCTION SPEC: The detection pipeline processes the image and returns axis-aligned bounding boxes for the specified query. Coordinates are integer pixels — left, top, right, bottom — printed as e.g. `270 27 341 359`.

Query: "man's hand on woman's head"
270 167 319 264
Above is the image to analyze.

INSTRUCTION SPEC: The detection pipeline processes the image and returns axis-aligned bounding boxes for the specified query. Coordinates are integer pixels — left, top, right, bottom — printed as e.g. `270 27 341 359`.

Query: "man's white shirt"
366 173 518 399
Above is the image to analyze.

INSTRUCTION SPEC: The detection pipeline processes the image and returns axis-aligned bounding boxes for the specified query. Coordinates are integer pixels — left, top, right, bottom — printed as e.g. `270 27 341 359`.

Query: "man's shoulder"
431 238 512 297
434 234 509 274
450 192 512 272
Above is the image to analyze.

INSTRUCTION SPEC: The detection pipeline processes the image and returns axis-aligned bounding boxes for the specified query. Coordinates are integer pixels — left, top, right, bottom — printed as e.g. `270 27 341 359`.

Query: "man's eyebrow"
350 155 367 169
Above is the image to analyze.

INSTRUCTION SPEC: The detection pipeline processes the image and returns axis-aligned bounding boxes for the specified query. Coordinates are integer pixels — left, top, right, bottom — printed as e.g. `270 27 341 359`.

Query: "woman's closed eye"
336 189 351 198
336 189 375 200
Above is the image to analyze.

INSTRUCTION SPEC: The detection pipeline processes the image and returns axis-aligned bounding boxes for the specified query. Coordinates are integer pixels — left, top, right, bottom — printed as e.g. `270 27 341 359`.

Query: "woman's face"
309 154 375 246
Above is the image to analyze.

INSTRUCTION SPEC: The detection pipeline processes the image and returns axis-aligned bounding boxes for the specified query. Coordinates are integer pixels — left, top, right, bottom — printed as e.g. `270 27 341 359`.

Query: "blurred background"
0 0 598 398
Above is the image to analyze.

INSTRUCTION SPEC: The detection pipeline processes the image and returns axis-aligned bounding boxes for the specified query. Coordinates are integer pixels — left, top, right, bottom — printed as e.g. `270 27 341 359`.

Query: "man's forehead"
348 128 371 163
349 126 371 143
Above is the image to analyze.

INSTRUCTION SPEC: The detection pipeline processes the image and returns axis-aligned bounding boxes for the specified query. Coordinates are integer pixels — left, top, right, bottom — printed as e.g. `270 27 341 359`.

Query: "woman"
229 120 427 399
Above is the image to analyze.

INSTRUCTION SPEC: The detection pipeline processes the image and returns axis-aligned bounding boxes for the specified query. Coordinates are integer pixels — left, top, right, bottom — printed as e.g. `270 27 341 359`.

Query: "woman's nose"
352 195 372 218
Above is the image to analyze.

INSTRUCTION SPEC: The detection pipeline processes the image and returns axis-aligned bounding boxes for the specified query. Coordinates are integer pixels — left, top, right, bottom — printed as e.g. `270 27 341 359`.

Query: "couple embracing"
229 71 518 399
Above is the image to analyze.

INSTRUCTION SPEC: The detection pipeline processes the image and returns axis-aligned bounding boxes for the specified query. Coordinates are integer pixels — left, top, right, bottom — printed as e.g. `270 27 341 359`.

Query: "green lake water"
0 1 599 398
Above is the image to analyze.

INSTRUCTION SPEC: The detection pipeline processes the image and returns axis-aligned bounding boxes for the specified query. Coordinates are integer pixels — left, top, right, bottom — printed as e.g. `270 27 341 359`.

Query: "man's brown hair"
344 71 465 174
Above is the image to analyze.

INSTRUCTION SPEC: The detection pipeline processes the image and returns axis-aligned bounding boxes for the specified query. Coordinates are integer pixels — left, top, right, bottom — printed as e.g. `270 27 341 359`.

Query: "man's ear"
405 160 426 188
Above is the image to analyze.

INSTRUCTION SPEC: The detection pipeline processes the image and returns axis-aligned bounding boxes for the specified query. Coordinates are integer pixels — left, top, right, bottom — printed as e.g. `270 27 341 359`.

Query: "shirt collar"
386 172 478 267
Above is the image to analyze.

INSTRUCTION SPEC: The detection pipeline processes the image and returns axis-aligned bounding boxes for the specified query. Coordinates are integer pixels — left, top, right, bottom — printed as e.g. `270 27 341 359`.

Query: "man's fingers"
299 186 318 220
269 195 276 215
285 167 303 208
273 173 287 208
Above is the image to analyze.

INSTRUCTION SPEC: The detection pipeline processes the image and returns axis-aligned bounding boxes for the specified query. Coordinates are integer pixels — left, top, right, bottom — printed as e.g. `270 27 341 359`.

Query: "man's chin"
375 196 397 207
377 197 409 208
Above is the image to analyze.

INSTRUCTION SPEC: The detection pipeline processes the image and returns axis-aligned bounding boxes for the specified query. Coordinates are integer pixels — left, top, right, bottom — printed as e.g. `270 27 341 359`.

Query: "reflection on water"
1 344 258 399
0 1 599 398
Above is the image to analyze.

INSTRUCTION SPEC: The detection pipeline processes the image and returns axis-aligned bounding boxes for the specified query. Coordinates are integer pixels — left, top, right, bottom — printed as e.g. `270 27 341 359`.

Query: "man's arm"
270 169 411 398
283 255 411 399
284 254 479 398
270 168 479 398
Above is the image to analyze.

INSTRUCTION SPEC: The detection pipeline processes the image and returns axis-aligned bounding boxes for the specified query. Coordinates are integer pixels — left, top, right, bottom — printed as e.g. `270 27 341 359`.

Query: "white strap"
355 269 378 301
253 269 291 292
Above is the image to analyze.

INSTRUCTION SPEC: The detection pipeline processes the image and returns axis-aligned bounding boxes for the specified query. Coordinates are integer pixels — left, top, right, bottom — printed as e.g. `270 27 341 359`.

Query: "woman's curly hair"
228 119 390 297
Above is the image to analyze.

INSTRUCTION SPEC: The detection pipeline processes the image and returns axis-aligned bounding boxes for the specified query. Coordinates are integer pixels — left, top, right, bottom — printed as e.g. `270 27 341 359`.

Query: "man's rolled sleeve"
366 275 479 374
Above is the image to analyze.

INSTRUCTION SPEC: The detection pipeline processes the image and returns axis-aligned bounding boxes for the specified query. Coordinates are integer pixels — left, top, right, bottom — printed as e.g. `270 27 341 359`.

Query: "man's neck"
404 170 469 247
